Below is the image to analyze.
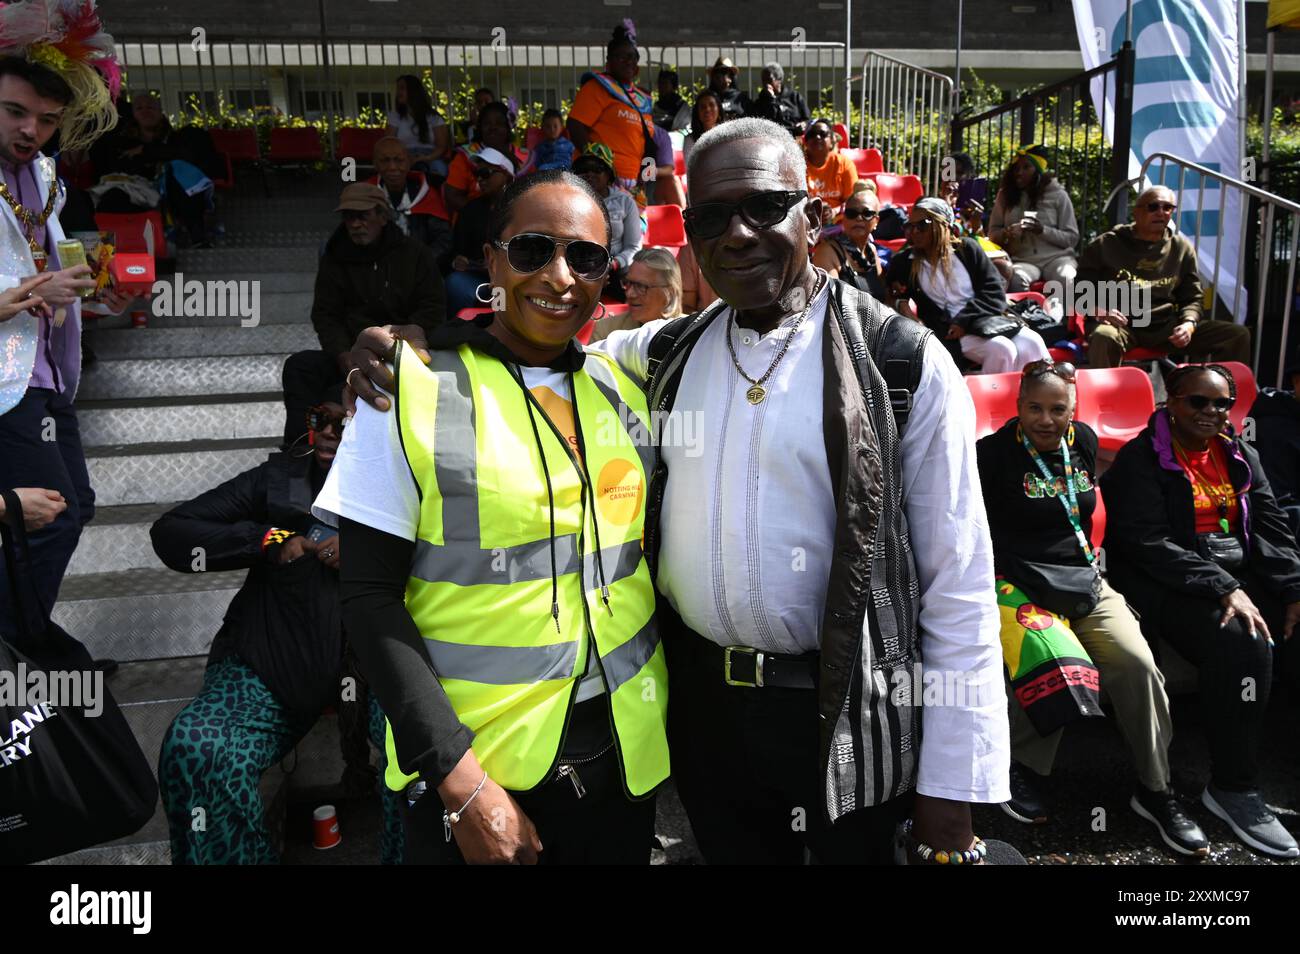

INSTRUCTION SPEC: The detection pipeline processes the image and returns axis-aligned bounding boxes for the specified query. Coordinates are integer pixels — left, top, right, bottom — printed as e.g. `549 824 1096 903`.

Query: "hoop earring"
1067 423 1075 445
475 282 494 304
593 302 607 321
287 429 315 459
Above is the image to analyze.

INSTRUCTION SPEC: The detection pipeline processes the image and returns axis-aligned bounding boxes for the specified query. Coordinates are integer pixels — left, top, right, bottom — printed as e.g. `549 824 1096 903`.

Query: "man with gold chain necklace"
0 2 121 638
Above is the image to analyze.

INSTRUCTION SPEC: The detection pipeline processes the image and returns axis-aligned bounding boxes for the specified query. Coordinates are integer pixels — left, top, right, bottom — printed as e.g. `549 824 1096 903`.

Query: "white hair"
685 116 806 185
764 62 784 82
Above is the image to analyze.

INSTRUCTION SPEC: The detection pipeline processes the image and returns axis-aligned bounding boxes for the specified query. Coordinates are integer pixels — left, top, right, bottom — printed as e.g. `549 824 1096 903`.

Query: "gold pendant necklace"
726 272 826 405
0 174 57 270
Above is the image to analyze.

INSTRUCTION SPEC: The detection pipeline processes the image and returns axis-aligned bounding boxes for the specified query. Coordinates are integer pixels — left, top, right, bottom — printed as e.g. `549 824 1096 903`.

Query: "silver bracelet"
443 771 489 842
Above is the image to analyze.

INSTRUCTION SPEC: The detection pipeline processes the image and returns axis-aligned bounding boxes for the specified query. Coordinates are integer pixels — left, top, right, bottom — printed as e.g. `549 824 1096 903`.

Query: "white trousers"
960 326 1050 373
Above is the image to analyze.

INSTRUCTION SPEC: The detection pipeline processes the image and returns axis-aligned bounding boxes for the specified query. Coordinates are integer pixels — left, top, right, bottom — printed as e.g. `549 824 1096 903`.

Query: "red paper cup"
312 804 341 850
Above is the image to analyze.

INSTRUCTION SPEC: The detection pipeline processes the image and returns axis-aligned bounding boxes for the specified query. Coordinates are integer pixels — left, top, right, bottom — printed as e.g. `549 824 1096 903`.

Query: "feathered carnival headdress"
0 0 121 153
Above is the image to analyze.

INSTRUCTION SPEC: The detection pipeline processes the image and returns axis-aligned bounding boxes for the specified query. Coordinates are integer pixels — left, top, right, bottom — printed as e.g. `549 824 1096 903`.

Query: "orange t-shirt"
569 78 648 183
1176 439 1240 534
445 146 529 203
805 151 858 212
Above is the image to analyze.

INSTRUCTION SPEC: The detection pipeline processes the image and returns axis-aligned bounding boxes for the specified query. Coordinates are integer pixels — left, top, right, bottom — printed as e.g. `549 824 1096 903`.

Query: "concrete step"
67 502 172 577
78 354 286 400
86 437 278 506
78 393 285 447
52 568 245 661
85 323 317 360
84 291 313 330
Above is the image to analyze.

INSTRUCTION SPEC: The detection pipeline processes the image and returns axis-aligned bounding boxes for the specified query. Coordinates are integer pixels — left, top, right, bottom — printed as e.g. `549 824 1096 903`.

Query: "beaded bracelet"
261 527 296 551
902 818 988 865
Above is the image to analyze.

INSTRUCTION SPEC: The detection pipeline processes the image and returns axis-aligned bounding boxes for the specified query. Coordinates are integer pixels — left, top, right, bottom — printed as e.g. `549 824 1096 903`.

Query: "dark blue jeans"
0 387 94 637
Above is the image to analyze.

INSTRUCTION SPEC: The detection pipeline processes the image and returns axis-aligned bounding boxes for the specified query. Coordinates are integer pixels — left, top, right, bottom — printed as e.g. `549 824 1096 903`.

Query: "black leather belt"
714 643 819 690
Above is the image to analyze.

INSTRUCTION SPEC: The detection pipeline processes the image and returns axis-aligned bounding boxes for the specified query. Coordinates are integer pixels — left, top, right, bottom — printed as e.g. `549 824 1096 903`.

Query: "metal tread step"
58 565 248 600
78 393 285 447
86 438 278 507
85 322 318 359
67 502 175 577
79 353 287 400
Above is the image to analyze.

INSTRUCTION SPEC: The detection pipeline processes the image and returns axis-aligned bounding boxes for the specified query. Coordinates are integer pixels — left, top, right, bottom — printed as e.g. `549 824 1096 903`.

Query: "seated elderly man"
750 62 811 137
366 136 452 262
1081 186 1251 368
285 183 443 449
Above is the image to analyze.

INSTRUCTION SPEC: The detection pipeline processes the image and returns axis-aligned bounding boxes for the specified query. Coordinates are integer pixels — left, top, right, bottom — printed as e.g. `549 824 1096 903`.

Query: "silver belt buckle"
724 646 764 687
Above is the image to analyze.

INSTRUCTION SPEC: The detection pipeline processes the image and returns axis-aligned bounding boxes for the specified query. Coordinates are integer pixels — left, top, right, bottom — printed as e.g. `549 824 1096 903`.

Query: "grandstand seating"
841 147 884 176
645 204 687 248
1074 366 1155 452
268 127 325 164
336 127 389 165
865 172 923 211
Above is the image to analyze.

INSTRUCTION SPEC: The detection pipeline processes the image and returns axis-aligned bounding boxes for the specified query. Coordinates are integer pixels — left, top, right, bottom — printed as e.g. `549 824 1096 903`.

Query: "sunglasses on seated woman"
1022 359 1077 382
492 232 612 281
683 189 808 239
842 207 878 220
1177 393 1235 411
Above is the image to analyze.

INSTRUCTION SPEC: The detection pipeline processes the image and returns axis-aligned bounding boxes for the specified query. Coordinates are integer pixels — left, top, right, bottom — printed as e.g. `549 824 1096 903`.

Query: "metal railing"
855 52 952 191
1134 152 1300 387
115 36 848 123
950 51 1134 242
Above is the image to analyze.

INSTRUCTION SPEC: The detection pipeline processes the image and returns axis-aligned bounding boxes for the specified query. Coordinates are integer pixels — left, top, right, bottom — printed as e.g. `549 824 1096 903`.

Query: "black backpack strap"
645 299 729 414
835 281 931 437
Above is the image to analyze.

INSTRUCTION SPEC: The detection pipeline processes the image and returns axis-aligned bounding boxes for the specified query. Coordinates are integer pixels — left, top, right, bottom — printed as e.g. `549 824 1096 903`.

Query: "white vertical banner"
1072 0 1245 319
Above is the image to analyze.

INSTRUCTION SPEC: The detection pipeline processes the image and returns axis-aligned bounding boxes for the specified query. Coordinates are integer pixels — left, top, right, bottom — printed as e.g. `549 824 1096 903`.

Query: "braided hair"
1163 363 1237 405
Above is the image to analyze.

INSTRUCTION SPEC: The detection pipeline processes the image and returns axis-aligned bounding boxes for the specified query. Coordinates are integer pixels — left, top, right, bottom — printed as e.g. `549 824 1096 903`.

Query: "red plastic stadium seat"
1075 366 1155 452
269 127 324 163
965 372 1020 440
456 307 492 321
209 128 261 162
575 319 595 345
211 153 234 189
337 127 388 165
841 147 884 176
524 127 545 151
870 172 923 211
1029 280 1046 294
832 123 850 148
674 150 685 176
644 204 687 247
1090 484 1106 552
603 302 630 318
94 211 165 256
1006 290 1047 308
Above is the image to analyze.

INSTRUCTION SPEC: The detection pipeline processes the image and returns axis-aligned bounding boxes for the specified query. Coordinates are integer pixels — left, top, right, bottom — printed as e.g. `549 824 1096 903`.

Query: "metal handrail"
950 58 1117 129
856 51 951 188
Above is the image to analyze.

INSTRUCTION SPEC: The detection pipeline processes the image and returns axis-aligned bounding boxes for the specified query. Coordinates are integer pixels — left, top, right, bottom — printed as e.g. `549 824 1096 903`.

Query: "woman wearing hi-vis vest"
313 169 669 864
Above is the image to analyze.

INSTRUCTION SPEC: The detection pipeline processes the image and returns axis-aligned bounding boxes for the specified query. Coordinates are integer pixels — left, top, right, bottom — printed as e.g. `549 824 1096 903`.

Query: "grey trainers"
1202 785 1299 859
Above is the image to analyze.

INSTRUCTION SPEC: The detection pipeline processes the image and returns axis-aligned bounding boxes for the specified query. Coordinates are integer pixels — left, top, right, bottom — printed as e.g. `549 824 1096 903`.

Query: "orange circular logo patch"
596 458 644 526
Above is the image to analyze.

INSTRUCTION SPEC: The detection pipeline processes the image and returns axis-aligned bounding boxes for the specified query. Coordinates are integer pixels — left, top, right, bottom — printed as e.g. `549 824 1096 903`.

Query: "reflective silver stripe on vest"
412 535 642 587
599 618 660 694
427 353 480 544
424 638 578 685
583 357 655 480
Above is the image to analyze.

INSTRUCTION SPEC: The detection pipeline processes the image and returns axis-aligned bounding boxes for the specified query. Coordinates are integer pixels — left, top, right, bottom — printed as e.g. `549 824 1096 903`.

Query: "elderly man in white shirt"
342 118 1010 865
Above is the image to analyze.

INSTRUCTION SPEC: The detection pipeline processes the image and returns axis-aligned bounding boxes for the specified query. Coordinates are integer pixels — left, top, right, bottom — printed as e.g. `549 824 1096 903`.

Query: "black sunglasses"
843 207 878 220
1022 359 1077 383
493 232 611 281
806 127 831 139
1145 201 1176 213
901 220 933 232
683 190 808 239
306 404 346 432
1179 394 1234 412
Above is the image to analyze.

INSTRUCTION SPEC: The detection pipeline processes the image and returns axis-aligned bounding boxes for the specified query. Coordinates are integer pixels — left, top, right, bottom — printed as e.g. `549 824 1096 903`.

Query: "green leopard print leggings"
159 656 404 864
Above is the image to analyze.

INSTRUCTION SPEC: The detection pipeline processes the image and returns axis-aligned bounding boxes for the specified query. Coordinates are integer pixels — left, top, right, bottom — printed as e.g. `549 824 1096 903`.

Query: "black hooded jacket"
150 452 344 723
1248 387 1300 507
310 222 445 358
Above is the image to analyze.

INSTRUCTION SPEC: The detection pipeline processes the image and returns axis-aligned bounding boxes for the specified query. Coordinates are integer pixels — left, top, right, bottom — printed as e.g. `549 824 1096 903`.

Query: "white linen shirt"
590 293 1010 803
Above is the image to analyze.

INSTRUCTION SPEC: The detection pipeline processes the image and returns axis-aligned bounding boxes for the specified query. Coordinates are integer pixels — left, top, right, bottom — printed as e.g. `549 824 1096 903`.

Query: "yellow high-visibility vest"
383 340 669 797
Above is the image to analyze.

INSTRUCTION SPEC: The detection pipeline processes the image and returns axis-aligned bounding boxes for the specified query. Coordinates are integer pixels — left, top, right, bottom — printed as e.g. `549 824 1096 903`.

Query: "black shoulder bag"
0 489 157 864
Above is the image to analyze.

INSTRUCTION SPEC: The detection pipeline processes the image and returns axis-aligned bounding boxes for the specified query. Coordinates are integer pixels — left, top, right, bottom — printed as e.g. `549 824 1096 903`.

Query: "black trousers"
400 744 657 865
0 388 94 643
1145 571 1277 792
661 609 912 864
281 349 344 450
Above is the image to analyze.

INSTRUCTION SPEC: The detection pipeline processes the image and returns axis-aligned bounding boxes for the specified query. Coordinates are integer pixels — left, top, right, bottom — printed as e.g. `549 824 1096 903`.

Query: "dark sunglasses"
1145 201 1176 213
805 127 831 139
843 207 878 220
1178 393 1234 412
1022 359 1077 383
901 220 933 232
493 232 612 281
683 189 808 239
306 404 347 432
